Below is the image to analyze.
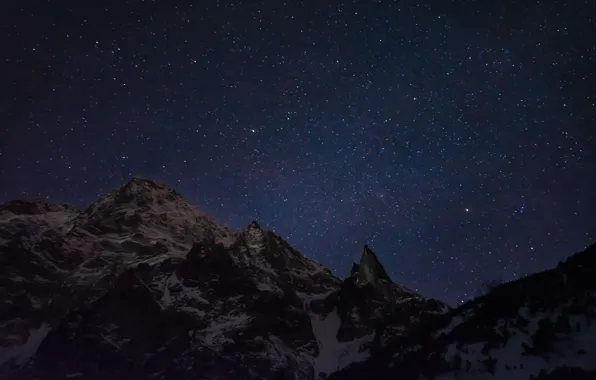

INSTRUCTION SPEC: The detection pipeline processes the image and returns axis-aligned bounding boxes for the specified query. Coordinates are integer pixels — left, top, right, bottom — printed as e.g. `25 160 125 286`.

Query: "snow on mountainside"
329 243 596 380
1 177 593 380
74 177 236 254
0 178 448 380
0 200 77 244
0 200 79 369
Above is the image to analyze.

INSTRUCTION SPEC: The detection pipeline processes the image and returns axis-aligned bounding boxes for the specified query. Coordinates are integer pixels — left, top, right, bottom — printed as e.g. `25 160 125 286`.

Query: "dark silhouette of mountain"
0 178 594 379
330 244 596 380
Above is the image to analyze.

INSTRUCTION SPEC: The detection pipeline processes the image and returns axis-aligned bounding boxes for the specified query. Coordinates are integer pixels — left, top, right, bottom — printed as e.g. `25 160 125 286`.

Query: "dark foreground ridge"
0 178 594 379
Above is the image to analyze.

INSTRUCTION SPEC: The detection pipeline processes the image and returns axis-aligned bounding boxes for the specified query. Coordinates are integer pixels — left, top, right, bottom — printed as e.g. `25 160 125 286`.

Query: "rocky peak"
244 220 266 252
118 177 180 199
68 178 234 251
356 245 392 287
330 243 596 380
83 177 186 217
0 188 342 379
2 178 593 380
248 220 261 229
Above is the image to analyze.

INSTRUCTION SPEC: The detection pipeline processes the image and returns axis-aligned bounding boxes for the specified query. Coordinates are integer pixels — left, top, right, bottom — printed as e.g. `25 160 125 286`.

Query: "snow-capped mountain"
0 178 448 380
329 244 596 380
1 178 594 380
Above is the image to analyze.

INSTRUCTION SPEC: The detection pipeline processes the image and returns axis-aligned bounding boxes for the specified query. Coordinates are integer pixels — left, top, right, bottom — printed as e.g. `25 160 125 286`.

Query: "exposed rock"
1 178 594 380
0 179 446 379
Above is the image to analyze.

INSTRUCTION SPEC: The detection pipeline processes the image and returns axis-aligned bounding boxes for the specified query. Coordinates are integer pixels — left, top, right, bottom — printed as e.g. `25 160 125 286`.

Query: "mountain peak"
2 177 594 380
119 177 179 198
357 245 392 285
72 178 235 251
82 177 186 218
127 176 160 186
244 220 266 251
248 220 261 230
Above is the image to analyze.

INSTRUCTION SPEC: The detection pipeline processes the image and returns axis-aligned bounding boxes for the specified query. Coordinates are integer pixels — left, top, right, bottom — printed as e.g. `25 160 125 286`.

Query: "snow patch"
300 289 337 310
100 334 131 350
0 322 51 366
434 308 475 338
153 272 210 311
437 311 596 380
200 314 254 348
179 306 206 318
310 309 375 379
257 282 283 295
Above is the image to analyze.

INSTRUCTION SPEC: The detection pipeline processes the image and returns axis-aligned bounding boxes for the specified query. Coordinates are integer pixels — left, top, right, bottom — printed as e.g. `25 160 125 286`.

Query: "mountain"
330 244 596 380
0 178 448 380
0 178 594 380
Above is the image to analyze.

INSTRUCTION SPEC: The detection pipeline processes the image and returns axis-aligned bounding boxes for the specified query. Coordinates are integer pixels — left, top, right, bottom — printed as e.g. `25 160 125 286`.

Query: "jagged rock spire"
357 245 392 286
245 220 265 251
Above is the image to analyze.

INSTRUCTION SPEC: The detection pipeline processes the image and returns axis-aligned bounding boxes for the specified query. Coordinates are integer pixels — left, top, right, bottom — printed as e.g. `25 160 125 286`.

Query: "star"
1 0 594 306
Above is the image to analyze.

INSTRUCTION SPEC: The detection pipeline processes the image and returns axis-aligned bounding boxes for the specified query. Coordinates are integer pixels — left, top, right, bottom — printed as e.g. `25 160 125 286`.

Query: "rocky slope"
1 178 594 380
330 243 596 380
0 178 448 380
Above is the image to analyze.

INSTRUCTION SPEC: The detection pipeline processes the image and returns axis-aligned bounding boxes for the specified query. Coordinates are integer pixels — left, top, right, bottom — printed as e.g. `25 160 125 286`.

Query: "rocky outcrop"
333 246 449 361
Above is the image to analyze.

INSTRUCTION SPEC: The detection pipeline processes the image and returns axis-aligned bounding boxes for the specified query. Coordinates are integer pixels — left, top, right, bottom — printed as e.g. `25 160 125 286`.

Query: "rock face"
0 178 447 380
0 178 594 380
334 245 448 355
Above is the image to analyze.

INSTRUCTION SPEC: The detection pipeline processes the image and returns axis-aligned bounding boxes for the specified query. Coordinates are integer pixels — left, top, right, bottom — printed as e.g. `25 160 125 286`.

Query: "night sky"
2 0 595 305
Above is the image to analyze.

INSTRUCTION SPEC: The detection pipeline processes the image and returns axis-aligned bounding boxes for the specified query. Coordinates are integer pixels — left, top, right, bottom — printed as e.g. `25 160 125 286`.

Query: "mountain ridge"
0 177 594 380
3 177 447 379
330 242 596 380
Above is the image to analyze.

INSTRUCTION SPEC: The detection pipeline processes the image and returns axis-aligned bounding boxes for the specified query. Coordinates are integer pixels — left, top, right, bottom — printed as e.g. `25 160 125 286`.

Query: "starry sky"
2 0 595 305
